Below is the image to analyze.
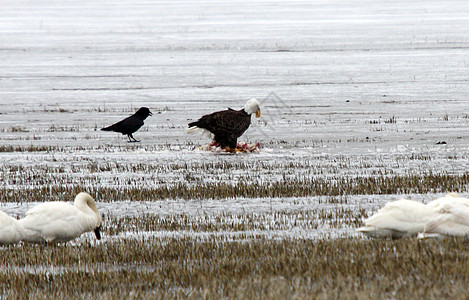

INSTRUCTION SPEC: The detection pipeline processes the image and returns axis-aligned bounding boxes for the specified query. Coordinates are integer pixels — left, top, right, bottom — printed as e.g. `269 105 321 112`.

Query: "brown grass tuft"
1 238 469 298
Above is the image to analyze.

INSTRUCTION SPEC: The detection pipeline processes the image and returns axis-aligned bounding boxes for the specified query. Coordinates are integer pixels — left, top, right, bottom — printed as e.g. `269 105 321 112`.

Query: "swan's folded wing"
424 204 469 236
357 200 434 238
0 211 22 244
366 200 432 228
20 202 85 242
25 202 75 216
427 194 469 209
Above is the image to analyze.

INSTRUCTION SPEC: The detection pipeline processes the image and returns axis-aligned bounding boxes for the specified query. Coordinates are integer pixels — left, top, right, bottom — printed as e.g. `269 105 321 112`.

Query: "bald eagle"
187 98 261 150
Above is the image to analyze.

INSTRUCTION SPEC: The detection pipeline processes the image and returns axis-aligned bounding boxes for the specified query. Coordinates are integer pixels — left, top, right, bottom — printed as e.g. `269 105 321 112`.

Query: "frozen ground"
0 193 458 243
1 0 469 241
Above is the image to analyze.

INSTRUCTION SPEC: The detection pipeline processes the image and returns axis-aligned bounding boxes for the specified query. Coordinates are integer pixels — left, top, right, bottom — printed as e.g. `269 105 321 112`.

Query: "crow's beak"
149 111 153 116
94 226 102 240
255 109 261 118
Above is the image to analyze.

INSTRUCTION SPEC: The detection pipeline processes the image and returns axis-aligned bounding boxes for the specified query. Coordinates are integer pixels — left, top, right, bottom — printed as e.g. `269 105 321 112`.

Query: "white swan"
357 199 436 239
426 193 469 209
0 210 23 245
421 193 469 237
19 192 102 243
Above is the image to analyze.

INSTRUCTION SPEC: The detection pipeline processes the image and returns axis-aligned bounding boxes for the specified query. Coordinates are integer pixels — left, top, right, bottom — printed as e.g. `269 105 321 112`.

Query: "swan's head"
74 192 102 240
243 98 261 118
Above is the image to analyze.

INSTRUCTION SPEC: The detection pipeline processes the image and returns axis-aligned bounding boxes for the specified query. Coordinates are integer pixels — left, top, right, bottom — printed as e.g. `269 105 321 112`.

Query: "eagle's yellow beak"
255 109 261 118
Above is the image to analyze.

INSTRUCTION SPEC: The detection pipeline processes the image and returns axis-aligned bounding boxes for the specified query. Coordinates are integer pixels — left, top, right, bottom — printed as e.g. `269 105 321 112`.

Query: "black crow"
101 107 152 142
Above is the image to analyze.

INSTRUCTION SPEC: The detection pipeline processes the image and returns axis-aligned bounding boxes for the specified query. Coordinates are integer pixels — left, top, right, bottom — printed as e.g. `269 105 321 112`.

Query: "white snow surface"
1 0 469 241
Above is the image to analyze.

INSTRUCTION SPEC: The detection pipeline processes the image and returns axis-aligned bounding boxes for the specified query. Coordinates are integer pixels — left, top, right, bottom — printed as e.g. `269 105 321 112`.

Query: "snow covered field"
1 0 469 242
3 1 469 297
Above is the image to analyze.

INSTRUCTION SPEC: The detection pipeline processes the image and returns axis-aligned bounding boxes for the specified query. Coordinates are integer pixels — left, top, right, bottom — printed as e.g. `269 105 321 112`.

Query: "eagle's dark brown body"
188 108 251 149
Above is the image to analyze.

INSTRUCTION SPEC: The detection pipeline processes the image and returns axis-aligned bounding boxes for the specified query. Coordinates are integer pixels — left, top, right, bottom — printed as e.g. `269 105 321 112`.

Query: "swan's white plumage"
0 211 23 245
426 193 469 209
357 199 435 239
423 193 469 237
358 193 469 239
19 192 102 243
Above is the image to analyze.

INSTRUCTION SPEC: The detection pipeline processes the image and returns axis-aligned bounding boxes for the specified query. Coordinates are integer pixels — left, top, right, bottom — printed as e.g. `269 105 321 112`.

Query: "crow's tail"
101 126 113 131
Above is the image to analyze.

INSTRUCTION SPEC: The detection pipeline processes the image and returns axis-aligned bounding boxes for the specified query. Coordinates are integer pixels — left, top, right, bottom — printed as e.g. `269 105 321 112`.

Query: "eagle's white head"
243 98 261 118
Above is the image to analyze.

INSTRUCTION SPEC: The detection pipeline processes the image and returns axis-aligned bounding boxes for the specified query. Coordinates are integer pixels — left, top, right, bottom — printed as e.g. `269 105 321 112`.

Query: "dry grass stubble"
2 147 469 298
1 237 469 299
